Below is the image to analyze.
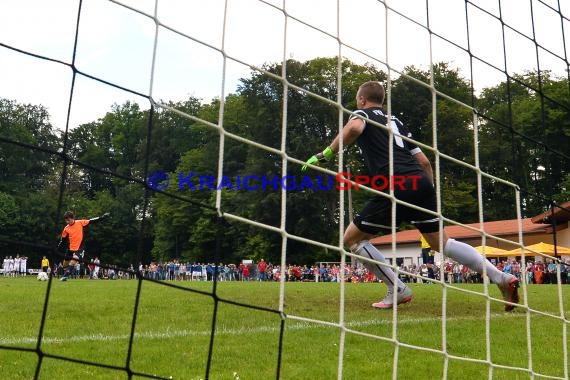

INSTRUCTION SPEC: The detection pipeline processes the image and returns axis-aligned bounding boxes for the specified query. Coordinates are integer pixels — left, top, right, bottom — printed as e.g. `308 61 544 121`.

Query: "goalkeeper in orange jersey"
57 210 110 281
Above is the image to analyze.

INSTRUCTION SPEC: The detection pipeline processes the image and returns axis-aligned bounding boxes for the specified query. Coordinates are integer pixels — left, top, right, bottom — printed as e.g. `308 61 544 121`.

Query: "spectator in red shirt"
257 259 268 281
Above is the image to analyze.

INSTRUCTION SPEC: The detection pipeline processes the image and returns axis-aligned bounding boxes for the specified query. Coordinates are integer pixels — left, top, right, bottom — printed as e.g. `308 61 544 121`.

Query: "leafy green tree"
231 58 388 262
478 71 570 218
0 99 60 262
62 99 205 264
0 192 19 237
152 142 218 262
391 64 478 222
5 60 567 268
0 99 59 193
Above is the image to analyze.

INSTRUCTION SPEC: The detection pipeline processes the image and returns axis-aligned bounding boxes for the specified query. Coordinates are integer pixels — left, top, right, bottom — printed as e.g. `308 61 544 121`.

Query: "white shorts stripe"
361 220 392 229
411 218 439 224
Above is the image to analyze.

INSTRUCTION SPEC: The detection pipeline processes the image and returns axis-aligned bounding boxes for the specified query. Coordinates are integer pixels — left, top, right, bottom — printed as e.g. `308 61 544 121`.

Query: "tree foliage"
1 60 568 266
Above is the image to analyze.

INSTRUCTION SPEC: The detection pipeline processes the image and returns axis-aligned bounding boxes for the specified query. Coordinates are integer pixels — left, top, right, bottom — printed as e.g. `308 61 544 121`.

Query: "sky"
0 0 569 131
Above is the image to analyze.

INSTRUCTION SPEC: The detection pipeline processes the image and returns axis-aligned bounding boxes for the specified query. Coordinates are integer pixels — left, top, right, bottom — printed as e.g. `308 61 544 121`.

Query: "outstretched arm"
57 236 69 252
302 118 365 171
89 212 110 224
329 118 365 154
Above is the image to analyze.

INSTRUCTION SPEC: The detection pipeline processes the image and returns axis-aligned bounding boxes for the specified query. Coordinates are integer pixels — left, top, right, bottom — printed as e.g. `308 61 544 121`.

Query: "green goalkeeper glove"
301 147 335 172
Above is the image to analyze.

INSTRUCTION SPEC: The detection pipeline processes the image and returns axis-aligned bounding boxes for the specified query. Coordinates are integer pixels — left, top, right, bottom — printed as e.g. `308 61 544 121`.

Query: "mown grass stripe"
0 312 523 346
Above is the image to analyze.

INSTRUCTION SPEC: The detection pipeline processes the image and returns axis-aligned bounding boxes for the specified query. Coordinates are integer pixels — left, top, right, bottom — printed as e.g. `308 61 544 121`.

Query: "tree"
391 64 478 222
0 99 60 262
232 57 388 262
478 71 570 218
5 60 566 268
0 99 59 193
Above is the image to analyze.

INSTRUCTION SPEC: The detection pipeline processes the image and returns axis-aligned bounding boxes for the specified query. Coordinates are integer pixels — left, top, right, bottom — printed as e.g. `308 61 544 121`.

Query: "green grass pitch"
0 277 568 379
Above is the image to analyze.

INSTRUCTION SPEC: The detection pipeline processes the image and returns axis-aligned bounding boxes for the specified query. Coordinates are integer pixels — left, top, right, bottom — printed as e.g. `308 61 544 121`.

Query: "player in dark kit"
57 210 109 281
303 81 519 311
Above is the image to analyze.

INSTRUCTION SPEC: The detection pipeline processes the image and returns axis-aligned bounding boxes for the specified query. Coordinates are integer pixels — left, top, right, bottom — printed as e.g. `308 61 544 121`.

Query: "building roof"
531 201 570 224
370 218 550 246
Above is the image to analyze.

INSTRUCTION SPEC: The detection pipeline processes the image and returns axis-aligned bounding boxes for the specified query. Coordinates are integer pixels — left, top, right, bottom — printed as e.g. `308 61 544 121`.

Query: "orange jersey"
61 219 90 251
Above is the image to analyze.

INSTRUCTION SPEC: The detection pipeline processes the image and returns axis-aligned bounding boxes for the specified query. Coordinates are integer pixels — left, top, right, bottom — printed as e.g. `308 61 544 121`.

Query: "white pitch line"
0 312 523 347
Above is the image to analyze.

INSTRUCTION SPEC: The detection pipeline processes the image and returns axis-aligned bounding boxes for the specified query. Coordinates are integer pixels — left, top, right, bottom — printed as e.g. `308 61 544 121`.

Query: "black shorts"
422 247 434 264
64 249 84 261
353 174 439 234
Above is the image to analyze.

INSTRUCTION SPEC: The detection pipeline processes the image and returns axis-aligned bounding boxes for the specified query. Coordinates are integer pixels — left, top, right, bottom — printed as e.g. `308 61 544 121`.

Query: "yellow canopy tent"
504 242 570 257
474 246 509 257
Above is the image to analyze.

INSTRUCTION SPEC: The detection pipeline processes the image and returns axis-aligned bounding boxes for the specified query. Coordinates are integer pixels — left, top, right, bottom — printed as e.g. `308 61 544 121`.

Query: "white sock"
352 241 406 292
443 239 508 284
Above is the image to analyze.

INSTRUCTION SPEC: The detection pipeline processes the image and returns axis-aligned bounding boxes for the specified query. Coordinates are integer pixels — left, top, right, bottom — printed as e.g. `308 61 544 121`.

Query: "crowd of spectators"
4 256 570 285
134 257 570 284
133 257 570 285
399 258 570 285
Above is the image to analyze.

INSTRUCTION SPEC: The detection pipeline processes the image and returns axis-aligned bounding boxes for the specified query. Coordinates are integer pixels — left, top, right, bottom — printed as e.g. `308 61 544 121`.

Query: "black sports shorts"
64 249 84 262
353 173 440 234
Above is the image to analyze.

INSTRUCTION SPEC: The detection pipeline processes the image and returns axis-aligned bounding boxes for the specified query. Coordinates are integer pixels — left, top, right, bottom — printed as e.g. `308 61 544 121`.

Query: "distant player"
41 256 50 273
14 255 21 277
2 256 8 276
20 255 27 276
93 257 100 279
57 210 109 281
